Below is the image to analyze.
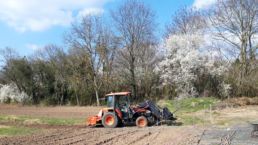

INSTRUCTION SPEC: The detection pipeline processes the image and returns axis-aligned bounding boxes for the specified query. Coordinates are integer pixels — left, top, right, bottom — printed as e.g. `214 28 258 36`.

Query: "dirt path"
0 126 203 145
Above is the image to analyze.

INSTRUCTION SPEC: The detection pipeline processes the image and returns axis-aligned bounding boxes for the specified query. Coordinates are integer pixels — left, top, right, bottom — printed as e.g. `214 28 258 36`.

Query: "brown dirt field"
0 104 204 145
1 105 258 145
0 126 203 145
0 104 101 118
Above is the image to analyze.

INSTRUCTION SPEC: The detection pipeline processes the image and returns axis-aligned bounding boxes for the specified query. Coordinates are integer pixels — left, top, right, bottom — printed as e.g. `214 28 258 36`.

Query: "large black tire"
136 116 148 128
102 112 118 128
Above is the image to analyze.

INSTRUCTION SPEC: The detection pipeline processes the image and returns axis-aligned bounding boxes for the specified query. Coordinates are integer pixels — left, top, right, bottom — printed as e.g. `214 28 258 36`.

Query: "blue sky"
0 0 216 57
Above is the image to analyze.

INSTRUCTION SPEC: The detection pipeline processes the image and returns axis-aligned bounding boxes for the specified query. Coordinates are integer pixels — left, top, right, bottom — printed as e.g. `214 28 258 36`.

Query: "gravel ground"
199 124 258 145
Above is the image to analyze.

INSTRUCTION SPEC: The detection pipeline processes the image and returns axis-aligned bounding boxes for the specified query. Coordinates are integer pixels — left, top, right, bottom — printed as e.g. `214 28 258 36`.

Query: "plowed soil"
0 105 203 145
0 126 202 145
1 105 258 145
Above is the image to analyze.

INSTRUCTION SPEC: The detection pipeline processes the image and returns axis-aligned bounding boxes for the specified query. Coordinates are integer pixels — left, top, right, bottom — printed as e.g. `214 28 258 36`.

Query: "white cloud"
77 8 104 20
26 43 42 51
0 0 111 32
192 0 217 9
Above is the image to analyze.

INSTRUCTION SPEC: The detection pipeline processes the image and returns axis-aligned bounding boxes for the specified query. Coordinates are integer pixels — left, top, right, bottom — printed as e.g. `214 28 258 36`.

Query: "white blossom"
218 82 231 98
0 83 29 103
157 34 229 97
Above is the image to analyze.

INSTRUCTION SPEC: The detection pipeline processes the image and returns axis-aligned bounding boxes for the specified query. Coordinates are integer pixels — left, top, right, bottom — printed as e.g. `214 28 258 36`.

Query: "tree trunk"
60 86 64 106
93 76 100 106
75 90 80 106
129 59 137 100
239 38 248 96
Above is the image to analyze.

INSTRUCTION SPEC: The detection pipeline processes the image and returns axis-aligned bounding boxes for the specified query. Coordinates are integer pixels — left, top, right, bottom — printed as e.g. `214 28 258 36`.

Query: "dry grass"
227 97 258 106
23 119 42 125
213 97 258 110
0 125 10 129
193 106 258 127
0 104 101 119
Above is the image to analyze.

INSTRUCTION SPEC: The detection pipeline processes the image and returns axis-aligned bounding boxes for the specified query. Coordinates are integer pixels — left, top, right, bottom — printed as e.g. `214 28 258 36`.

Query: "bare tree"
210 0 258 95
166 7 207 36
137 45 160 98
0 47 19 65
111 0 157 98
66 15 115 106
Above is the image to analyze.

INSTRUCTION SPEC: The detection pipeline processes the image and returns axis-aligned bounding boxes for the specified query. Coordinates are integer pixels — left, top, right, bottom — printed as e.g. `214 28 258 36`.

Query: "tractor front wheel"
102 112 118 128
136 116 148 128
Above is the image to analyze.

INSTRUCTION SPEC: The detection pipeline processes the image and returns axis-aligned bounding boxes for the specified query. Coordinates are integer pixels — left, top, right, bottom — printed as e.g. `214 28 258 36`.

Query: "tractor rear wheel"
102 112 118 128
136 116 148 128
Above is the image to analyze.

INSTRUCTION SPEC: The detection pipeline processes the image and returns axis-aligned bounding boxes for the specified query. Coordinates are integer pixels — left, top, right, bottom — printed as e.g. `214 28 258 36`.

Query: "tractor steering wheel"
119 103 126 108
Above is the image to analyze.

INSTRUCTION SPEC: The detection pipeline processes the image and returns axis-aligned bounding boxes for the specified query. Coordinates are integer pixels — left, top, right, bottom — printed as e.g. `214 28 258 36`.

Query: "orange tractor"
87 92 176 128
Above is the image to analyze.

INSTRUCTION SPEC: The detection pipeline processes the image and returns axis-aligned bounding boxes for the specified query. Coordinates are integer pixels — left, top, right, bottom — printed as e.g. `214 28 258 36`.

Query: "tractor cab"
87 92 133 128
105 92 130 107
104 92 133 121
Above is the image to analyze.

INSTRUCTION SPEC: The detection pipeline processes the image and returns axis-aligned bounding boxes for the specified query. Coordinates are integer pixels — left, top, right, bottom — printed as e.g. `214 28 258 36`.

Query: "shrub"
0 83 29 103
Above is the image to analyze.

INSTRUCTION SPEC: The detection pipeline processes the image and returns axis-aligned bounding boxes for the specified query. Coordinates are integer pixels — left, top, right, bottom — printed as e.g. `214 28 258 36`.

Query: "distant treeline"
0 0 258 105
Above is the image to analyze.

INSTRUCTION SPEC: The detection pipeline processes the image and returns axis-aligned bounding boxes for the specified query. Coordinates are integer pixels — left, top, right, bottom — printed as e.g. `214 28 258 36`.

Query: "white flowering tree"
0 83 29 103
157 34 229 98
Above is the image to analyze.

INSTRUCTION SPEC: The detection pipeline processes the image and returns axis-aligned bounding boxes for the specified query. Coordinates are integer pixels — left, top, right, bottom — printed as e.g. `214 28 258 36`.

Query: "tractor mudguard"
115 108 123 119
